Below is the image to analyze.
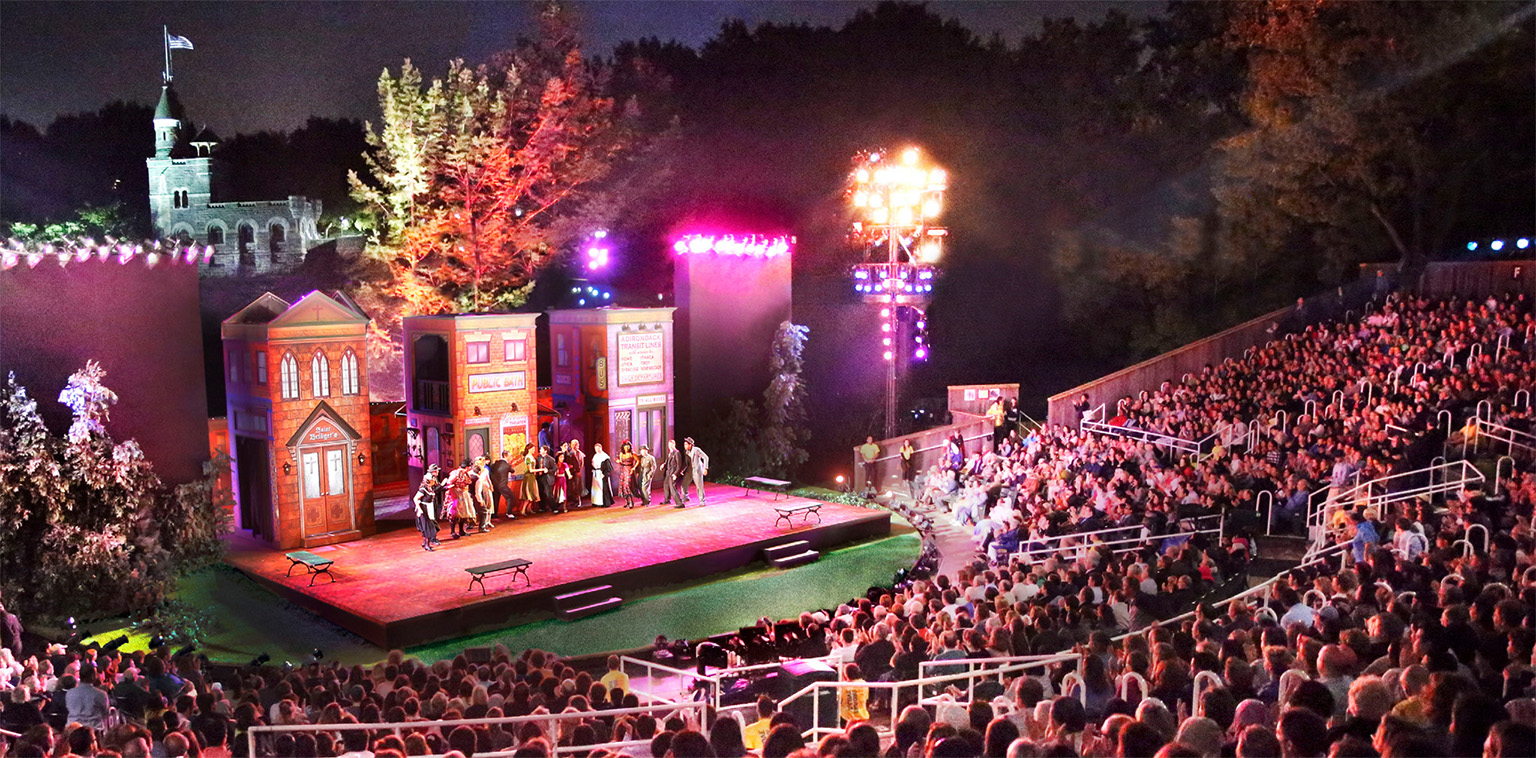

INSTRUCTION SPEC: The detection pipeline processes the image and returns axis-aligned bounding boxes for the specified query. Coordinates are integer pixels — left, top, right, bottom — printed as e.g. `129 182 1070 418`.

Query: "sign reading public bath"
468 371 527 393
617 332 665 386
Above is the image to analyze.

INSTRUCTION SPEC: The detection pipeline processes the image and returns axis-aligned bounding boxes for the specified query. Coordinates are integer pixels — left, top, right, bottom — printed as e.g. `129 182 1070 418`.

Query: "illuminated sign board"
468 371 527 393
617 331 666 386
671 234 793 259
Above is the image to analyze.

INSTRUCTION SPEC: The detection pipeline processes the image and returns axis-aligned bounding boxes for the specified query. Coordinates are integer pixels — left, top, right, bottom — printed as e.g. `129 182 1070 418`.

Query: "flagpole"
163 25 171 83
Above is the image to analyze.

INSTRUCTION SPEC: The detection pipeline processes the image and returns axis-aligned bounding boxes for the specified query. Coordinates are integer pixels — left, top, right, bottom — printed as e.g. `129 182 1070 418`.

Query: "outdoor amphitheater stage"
223 485 890 649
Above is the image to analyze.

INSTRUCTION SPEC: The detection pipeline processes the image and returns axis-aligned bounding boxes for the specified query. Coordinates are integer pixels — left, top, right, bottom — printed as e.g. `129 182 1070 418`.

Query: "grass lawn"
81 532 918 667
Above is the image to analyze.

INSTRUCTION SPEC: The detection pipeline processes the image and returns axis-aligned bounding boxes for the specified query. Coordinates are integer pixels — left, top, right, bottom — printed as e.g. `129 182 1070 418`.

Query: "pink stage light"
672 234 793 259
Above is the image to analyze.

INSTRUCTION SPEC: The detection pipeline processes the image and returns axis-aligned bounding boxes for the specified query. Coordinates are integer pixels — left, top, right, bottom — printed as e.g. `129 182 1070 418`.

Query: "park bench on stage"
743 476 791 500
285 551 337 586
773 501 822 528
465 558 533 595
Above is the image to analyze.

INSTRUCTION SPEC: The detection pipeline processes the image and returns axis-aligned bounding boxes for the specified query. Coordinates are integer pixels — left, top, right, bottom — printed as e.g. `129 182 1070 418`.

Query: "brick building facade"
222 290 374 549
403 313 541 486
147 84 322 275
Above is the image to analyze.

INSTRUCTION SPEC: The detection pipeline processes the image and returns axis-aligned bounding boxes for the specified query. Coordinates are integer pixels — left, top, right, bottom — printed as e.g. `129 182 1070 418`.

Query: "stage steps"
554 584 623 620
764 540 820 569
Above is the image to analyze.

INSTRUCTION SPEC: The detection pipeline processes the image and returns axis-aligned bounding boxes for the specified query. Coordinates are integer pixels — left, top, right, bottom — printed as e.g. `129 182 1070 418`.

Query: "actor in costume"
413 466 441 551
475 457 495 531
554 451 572 511
590 442 614 507
536 445 559 514
616 440 638 508
680 437 710 506
663 439 684 507
635 445 656 507
566 440 587 508
521 443 542 514
490 451 516 520
444 462 476 539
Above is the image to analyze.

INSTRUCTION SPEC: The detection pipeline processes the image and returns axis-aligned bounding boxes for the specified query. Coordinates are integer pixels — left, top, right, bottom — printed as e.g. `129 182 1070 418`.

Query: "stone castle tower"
146 83 323 276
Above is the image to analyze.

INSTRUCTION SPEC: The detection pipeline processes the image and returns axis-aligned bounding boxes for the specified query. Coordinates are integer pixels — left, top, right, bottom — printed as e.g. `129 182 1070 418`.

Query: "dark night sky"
1 1 1153 136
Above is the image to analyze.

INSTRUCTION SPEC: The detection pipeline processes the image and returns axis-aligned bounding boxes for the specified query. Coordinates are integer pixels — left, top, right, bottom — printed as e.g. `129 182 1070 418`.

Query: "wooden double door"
299 443 354 538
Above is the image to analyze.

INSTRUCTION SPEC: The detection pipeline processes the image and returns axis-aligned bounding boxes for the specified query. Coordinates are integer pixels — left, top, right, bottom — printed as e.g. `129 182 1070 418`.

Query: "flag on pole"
167 33 194 50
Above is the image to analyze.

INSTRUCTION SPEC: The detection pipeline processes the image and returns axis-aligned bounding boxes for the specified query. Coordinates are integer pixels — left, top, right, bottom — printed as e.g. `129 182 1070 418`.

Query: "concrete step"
768 550 820 569
557 595 623 620
764 541 811 561
554 584 615 612
1254 535 1311 561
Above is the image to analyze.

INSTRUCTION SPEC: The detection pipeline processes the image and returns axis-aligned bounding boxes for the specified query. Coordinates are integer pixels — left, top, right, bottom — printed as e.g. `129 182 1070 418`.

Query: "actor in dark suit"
662 439 684 507
489 451 515 519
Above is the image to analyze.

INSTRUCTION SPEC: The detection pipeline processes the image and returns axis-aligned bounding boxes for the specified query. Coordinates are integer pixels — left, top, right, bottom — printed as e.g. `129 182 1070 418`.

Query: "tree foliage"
0 365 229 624
759 321 811 477
1051 0 1534 360
698 322 811 478
350 3 646 398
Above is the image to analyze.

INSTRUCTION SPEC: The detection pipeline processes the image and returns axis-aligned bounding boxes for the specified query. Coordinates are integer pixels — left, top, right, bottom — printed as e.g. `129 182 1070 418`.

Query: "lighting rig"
848 147 947 438
565 230 615 307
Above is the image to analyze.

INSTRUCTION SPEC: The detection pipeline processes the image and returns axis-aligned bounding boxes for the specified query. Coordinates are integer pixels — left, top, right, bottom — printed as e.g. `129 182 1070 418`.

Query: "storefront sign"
302 417 346 445
468 370 526 393
636 393 667 407
617 332 665 386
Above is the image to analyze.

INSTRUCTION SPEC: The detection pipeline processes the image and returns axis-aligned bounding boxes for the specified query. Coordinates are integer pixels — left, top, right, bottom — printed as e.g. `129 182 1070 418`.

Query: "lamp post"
849 147 947 439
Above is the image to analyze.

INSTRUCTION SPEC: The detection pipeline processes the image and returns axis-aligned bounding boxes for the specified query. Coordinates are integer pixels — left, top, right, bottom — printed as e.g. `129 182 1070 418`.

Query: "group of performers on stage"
411 437 711 551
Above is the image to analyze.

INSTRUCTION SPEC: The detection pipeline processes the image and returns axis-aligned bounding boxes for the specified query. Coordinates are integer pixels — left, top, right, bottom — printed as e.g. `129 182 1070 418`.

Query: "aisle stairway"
877 487 977 577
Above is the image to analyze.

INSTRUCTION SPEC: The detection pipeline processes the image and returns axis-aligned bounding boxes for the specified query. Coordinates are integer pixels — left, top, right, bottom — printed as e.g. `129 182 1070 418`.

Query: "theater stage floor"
223 485 891 649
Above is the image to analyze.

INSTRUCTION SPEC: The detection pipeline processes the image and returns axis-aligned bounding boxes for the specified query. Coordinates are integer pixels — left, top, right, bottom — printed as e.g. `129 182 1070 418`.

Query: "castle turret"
152 85 185 158
145 74 321 275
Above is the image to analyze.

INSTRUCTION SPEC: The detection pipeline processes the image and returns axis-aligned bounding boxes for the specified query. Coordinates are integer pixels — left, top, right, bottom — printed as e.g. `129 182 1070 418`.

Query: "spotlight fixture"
1491 239 1505 251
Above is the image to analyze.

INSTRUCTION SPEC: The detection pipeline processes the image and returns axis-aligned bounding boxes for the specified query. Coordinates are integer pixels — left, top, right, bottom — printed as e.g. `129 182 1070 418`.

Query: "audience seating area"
2 294 1533 758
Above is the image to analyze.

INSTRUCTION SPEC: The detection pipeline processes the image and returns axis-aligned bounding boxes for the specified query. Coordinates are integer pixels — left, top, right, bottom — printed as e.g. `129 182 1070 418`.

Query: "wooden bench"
743 476 792 501
465 558 533 596
773 502 822 528
284 551 336 586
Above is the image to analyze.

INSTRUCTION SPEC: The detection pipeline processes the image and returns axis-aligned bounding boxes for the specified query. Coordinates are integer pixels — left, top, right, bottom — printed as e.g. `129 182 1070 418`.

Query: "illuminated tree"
0 365 229 623
350 3 642 398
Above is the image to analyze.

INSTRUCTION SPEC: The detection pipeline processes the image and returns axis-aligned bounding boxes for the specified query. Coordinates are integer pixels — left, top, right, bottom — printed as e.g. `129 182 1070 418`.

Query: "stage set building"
546 308 677 456
146 84 323 275
402 313 541 476
221 291 375 549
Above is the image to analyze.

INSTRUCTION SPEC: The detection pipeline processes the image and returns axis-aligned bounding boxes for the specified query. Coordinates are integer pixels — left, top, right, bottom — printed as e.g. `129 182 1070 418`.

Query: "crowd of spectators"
3 294 1533 758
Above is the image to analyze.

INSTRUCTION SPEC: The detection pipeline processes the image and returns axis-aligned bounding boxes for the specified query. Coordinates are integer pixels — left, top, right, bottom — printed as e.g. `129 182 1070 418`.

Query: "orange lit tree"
350 4 642 398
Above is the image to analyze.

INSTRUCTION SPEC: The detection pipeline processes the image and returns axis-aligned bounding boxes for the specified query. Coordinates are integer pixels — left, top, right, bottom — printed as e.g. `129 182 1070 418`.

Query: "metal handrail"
1495 456 1517 495
771 652 1081 741
1306 459 1484 550
1117 672 1149 701
998 514 1222 565
1193 670 1223 717
1472 417 1536 458
619 654 709 705
246 702 706 758
1464 523 1490 555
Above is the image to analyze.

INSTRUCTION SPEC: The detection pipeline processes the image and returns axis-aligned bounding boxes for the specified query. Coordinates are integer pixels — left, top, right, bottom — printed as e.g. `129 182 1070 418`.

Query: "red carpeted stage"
223 485 890 649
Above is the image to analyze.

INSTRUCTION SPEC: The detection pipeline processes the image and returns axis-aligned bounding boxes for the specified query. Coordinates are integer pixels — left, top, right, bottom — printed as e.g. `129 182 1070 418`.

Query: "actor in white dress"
590 443 613 507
